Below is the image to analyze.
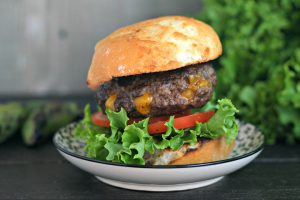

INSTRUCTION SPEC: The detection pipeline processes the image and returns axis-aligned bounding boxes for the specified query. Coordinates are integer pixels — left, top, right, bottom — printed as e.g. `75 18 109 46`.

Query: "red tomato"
91 110 214 134
92 113 170 127
147 110 214 134
92 112 110 127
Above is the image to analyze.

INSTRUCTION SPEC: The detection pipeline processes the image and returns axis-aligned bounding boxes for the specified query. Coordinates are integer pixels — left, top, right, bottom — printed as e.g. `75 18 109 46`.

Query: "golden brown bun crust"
87 16 222 89
170 137 235 165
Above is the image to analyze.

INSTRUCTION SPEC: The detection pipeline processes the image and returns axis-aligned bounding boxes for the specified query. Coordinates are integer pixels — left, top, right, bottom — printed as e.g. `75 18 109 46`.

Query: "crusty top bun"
87 16 222 90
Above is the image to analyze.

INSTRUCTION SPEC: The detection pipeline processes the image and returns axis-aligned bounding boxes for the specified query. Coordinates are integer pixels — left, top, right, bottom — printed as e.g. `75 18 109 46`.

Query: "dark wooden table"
1 137 300 200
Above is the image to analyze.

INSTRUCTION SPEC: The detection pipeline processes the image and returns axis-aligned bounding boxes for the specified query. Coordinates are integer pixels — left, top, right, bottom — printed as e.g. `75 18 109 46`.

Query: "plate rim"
53 124 264 169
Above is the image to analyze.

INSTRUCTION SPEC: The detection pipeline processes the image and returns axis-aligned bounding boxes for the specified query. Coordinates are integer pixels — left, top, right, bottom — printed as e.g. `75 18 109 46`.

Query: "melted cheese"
182 75 209 100
105 94 117 110
134 92 153 115
182 88 194 100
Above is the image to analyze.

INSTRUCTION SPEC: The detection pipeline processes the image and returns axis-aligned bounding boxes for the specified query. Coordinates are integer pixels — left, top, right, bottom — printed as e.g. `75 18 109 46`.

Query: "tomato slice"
92 112 110 127
92 113 170 127
92 110 214 135
127 116 167 124
127 110 192 124
147 110 215 134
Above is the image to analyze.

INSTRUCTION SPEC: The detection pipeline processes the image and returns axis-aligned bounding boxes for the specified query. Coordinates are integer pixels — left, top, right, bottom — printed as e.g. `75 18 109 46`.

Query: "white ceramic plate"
53 121 264 192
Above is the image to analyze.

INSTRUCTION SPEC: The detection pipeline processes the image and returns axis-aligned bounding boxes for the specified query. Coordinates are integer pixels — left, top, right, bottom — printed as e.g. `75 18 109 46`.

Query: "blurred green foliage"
0 103 26 143
198 0 300 144
0 101 80 146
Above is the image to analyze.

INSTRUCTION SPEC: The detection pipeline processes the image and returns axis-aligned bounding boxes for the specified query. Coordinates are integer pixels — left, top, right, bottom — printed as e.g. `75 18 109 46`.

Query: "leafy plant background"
197 0 300 144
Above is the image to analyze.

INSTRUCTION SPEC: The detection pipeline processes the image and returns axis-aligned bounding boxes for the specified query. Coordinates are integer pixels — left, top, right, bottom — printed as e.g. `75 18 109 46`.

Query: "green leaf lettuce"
75 98 239 165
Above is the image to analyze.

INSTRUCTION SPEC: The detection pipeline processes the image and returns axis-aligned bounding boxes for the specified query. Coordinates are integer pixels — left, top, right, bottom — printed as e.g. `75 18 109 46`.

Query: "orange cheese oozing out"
182 74 209 100
105 94 117 110
134 92 153 115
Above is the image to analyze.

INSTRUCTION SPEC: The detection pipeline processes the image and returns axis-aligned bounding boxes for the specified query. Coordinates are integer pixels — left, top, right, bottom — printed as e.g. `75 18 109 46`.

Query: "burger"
76 16 239 165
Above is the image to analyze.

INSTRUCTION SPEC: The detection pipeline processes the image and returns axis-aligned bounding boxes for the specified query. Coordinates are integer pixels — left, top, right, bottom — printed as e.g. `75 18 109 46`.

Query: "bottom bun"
146 137 235 165
170 137 235 165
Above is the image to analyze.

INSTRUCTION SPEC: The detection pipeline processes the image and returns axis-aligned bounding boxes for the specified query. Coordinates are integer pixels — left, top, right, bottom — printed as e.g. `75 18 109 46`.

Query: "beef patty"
96 62 216 117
